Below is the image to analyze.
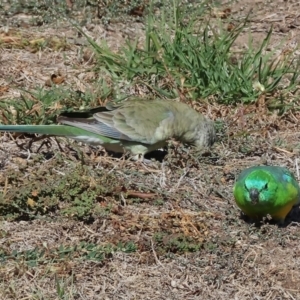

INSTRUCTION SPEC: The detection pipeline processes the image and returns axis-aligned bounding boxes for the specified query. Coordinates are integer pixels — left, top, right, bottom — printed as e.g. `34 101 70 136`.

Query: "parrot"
233 166 300 222
0 98 216 160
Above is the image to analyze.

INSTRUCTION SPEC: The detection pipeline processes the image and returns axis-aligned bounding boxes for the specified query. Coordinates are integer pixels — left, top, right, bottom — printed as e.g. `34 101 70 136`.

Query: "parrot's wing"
93 100 175 144
57 117 132 141
58 100 176 144
281 168 297 182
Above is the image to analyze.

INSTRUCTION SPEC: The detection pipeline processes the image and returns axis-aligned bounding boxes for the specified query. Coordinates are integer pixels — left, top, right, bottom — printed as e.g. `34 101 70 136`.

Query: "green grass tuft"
82 0 300 105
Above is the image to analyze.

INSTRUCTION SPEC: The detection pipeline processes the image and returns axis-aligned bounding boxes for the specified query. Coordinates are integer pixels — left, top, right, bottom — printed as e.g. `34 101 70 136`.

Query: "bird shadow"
144 150 168 162
283 205 300 227
15 135 169 163
106 149 168 162
240 206 300 228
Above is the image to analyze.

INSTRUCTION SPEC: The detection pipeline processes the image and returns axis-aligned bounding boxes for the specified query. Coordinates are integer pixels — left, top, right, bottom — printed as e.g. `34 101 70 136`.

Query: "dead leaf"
29 38 45 46
0 86 9 95
211 8 231 19
27 198 36 208
0 35 21 44
65 0 73 9
31 190 39 197
45 74 65 86
129 5 145 17
227 22 235 31
51 74 65 84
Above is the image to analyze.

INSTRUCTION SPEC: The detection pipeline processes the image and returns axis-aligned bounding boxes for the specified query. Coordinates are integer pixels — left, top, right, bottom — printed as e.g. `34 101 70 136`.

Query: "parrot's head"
191 119 216 150
242 170 277 206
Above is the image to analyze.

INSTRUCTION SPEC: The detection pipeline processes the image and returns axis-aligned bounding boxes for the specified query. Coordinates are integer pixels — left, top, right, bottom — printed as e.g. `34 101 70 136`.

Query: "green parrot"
0 99 216 160
233 166 300 222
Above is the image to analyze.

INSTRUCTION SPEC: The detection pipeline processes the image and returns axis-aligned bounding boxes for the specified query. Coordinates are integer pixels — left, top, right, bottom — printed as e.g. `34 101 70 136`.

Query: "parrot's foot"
14 135 55 153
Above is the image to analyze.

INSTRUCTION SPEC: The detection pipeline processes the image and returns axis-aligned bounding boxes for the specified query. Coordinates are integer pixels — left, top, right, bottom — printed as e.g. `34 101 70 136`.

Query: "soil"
1 0 300 299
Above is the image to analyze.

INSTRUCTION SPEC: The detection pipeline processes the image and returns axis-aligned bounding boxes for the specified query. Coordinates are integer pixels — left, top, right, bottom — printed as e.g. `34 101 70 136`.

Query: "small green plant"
153 232 203 254
0 241 137 266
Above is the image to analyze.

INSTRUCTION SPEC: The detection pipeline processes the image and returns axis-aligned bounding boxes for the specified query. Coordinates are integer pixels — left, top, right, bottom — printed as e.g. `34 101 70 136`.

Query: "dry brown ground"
1 0 300 299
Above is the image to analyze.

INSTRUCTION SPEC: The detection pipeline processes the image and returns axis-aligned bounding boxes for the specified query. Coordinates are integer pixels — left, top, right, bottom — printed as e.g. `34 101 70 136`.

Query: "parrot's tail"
0 124 115 145
0 125 82 137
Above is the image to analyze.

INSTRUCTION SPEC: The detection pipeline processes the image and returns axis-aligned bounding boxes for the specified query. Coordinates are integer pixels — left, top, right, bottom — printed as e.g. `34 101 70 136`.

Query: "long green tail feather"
0 125 86 136
0 125 113 143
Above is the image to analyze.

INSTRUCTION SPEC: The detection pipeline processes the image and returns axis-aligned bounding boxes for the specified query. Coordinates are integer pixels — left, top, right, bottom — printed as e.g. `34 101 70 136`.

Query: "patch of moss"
0 157 119 221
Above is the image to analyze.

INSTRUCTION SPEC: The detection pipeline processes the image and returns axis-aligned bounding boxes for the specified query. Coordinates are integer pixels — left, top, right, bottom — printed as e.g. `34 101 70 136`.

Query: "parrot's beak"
249 188 260 205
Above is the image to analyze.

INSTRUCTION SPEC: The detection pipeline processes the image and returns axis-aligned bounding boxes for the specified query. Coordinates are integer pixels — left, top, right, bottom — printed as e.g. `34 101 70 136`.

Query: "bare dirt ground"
1 0 300 299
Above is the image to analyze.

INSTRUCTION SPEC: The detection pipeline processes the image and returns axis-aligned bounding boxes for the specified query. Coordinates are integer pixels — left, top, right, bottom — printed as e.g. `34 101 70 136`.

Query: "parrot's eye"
264 183 268 190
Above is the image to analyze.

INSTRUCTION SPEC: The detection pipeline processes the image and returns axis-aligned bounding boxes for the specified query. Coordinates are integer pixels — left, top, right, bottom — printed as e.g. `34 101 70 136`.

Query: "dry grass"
1 0 300 299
